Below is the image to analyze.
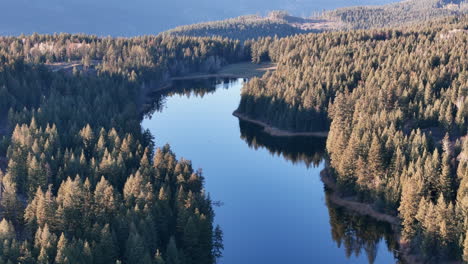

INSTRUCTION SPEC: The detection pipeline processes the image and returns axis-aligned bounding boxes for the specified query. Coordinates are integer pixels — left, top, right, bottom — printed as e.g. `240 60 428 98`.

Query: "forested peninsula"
236 15 468 262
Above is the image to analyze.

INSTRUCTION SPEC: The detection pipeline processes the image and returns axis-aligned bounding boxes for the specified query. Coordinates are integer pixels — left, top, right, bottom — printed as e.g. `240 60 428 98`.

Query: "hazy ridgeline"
1 0 395 36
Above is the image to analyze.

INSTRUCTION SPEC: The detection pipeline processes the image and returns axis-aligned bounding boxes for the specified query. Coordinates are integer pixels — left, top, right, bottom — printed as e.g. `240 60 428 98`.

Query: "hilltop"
321 0 468 29
163 12 340 41
164 0 468 40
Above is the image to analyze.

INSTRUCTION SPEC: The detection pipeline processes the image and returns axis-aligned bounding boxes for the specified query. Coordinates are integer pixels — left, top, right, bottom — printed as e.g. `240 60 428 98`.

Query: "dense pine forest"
0 34 251 264
322 0 467 29
0 1 467 263
237 15 468 262
164 12 321 42
162 0 467 42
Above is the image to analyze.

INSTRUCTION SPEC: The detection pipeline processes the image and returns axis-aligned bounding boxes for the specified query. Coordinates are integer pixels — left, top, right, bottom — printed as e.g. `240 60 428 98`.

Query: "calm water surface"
142 79 399 264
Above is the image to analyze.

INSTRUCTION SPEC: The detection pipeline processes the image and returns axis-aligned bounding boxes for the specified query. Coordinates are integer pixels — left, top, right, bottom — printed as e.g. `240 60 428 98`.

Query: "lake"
142 78 400 264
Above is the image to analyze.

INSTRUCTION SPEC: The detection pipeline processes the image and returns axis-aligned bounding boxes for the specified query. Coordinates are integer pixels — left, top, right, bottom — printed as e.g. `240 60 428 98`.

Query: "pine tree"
0 219 16 240
125 229 151 264
79 124 95 158
368 135 385 187
183 216 200 264
83 241 93 263
166 237 180 264
463 229 468 263
94 177 117 224
94 224 118 264
154 250 166 264
37 247 50 264
34 224 57 263
37 187 58 230
1 173 23 224
440 135 453 201
398 177 421 239
27 155 47 198
55 233 68 264
212 225 224 261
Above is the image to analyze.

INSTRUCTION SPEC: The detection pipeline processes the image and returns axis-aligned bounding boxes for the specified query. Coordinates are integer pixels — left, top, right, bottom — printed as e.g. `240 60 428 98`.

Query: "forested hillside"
163 0 467 42
0 34 248 263
164 12 324 41
237 15 468 262
0 0 394 36
322 0 468 29
0 3 467 263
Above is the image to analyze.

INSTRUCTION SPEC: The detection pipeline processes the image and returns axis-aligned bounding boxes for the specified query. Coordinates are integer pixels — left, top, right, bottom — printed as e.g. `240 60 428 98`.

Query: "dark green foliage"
166 237 181 264
164 13 319 42
212 225 223 261
0 33 227 264
321 0 468 30
325 197 399 263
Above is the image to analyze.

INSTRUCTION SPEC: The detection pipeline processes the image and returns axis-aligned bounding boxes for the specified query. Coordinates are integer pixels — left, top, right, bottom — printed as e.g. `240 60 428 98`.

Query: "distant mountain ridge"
1 0 465 37
163 0 467 40
321 0 468 29
0 0 394 36
162 12 338 41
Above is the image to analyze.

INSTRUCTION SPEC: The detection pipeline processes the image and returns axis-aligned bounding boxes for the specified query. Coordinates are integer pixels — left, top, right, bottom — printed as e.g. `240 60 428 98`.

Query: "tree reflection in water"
144 78 235 118
325 190 401 264
146 77 401 264
238 119 326 168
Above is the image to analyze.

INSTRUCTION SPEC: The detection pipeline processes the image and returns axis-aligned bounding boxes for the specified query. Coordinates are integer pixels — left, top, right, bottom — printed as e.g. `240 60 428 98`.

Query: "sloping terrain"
321 0 468 29
163 0 467 40
163 13 340 41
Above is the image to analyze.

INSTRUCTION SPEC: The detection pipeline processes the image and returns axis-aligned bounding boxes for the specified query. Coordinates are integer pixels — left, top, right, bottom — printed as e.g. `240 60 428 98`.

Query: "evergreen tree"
125 229 152 264
440 135 454 201
464 230 468 263
154 250 166 264
55 233 68 264
94 224 118 264
0 219 16 240
1 173 23 224
166 237 180 264
398 177 421 239
212 225 223 261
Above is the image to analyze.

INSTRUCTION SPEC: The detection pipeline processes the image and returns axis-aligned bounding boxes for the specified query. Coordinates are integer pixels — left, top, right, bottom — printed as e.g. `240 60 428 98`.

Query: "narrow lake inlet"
142 78 400 264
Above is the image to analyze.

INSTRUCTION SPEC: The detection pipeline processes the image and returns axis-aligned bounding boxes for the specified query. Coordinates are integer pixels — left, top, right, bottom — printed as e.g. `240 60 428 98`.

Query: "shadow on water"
144 77 400 264
237 113 401 263
144 78 239 119
325 190 402 264
237 119 326 168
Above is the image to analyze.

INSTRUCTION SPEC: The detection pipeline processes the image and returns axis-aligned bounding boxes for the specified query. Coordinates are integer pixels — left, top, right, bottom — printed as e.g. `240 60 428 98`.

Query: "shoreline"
172 62 277 81
171 73 245 81
320 168 424 264
138 63 421 263
320 169 399 225
233 111 328 138
140 62 277 116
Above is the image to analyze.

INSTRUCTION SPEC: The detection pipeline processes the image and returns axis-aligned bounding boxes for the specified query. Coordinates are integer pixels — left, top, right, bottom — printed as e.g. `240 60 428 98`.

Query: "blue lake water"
142 78 399 264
